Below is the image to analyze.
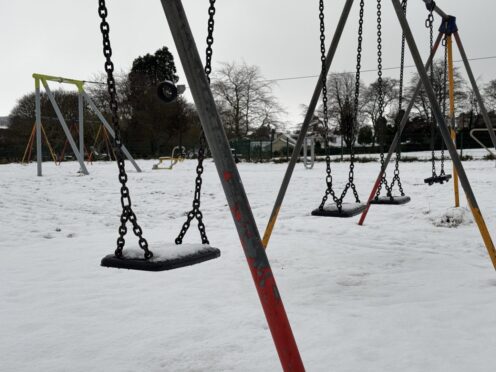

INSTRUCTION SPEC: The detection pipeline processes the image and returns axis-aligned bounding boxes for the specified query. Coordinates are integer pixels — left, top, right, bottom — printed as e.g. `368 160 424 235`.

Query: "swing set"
95 0 496 370
30 73 141 176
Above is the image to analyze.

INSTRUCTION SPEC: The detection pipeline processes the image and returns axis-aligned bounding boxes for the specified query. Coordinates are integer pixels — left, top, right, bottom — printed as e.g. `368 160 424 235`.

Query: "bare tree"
362 77 399 145
405 59 467 120
211 62 285 138
484 79 496 111
316 72 367 147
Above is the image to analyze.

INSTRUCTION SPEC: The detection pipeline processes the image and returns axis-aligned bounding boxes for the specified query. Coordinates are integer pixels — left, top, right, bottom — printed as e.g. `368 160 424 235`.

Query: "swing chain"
398 0 407 112
388 0 407 197
318 0 340 210
374 0 391 200
98 0 151 259
204 0 216 83
440 34 449 176
318 0 363 212
175 133 209 245
348 0 365 204
175 0 216 245
426 6 437 178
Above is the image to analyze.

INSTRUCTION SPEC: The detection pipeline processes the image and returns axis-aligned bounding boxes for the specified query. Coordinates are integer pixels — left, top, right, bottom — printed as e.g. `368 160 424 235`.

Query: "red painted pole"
159 1 305 370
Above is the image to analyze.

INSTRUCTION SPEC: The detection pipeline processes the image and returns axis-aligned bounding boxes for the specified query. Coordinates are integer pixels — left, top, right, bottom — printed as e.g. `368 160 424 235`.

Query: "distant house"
272 133 296 153
0 116 10 129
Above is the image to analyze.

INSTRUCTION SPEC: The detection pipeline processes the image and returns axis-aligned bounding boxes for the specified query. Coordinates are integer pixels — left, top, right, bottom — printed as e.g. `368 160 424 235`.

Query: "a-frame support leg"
446 34 460 207
391 0 496 270
35 78 42 176
159 1 304 370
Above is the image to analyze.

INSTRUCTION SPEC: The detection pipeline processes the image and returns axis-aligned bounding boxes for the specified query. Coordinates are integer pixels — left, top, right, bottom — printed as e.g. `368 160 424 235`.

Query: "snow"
116 243 212 260
1 155 496 371
431 207 474 228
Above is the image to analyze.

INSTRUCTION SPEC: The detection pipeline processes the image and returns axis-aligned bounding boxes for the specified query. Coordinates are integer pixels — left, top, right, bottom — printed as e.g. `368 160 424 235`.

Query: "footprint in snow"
336 278 364 287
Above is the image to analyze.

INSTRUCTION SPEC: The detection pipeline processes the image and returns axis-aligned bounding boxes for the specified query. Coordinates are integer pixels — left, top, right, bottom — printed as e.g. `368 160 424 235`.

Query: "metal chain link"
347 0 365 204
426 7 438 179
439 34 448 176
175 134 210 245
175 0 216 245
388 0 408 197
98 0 152 259
374 0 392 200
318 0 340 211
318 0 364 212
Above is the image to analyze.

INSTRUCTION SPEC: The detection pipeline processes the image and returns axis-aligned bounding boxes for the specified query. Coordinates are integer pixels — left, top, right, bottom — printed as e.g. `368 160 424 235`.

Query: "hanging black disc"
157 80 179 103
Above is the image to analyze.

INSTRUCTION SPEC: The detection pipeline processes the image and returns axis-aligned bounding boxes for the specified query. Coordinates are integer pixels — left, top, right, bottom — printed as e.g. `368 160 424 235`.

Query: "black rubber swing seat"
370 195 411 205
101 244 220 272
424 174 452 186
311 203 367 218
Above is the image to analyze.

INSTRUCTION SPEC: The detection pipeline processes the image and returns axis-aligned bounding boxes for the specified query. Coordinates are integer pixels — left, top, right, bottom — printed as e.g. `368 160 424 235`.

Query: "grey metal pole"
78 90 84 161
41 80 90 176
303 138 307 168
358 32 444 225
392 0 496 270
262 0 355 248
453 32 496 152
159 1 304 370
35 78 42 176
82 92 142 173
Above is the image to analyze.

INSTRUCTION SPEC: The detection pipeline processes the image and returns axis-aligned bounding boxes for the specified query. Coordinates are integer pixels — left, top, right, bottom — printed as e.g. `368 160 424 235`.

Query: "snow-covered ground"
1 155 495 372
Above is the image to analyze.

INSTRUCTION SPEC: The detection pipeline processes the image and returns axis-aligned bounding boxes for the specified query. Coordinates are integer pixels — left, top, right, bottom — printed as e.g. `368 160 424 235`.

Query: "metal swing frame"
158 1 496 370
32 73 141 176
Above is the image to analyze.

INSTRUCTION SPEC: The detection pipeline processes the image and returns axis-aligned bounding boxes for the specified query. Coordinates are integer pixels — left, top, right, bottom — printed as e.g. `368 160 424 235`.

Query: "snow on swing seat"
311 203 367 218
101 243 220 272
370 195 411 205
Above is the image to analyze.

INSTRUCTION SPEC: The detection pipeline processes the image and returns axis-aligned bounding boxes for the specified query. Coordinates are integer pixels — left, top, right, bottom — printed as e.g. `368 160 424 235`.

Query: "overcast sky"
1 0 495 128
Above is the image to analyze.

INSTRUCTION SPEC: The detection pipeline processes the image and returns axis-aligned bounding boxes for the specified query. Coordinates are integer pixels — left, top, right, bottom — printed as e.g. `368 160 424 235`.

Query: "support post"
41 80 89 175
392 0 496 270
453 32 496 152
78 90 85 162
35 78 42 176
159 1 305 370
446 35 460 207
82 92 142 173
262 0 355 249
358 32 444 225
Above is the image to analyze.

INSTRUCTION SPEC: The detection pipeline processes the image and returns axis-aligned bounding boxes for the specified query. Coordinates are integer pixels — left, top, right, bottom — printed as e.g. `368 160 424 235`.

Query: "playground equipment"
21 121 58 165
89 124 115 162
470 128 496 161
152 146 185 170
311 0 366 218
96 0 496 370
31 73 141 176
98 0 220 272
370 0 410 205
358 0 496 275
302 136 315 169
423 11 452 186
